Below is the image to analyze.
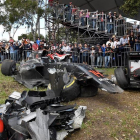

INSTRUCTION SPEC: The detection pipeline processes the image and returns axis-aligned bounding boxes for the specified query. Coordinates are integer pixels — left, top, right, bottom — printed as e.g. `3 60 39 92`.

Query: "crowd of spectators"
0 31 140 67
50 1 126 34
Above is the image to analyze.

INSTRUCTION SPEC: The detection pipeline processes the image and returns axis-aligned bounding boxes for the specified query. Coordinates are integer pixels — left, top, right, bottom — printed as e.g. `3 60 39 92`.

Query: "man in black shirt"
105 43 113 67
0 44 5 61
71 43 80 63
41 44 50 57
129 32 135 51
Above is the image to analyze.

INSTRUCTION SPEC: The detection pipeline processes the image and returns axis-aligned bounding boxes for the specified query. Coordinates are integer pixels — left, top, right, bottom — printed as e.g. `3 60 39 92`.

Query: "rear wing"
128 52 140 60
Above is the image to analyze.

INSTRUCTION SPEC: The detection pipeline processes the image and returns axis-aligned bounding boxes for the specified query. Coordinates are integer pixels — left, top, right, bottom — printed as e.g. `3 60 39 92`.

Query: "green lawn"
0 65 140 140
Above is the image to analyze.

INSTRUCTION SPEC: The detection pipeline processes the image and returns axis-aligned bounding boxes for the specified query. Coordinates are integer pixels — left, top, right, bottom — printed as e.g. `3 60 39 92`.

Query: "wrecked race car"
1 56 123 101
0 68 87 140
112 52 140 89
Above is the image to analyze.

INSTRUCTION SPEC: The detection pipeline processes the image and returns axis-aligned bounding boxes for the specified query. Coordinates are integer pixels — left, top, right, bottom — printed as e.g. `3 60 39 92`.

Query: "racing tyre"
1 59 16 76
80 85 98 97
114 67 128 89
48 76 80 102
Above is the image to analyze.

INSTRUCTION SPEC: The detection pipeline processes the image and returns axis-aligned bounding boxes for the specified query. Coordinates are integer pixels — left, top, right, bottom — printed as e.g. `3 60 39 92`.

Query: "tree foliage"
55 27 78 43
0 0 51 40
120 0 140 17
18 32 44 41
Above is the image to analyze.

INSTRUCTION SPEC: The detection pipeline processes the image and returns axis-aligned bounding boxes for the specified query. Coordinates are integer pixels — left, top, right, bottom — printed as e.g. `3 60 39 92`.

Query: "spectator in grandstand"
105 43 113 68
113 38 120 49
72 5 78 23
80 10 86 26
82 43 89 64
132 21 137 32
99 11 105 31
120 35 128 47
117 14 125 36
101 44 106 67
128 32 135 51
113 12 118 19
71 43 80 63
106 38 113 48
95 44 102 67
86 11 90 26
9 37 14 43
90 46 95 66
135 33 140 51
107 12 114 33
65 2 72 21
92 12 97 29
36 37 40 45
137 22 140 33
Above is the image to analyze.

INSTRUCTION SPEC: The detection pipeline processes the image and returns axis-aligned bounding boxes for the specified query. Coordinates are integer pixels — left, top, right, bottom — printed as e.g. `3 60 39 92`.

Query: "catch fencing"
0 49 136 68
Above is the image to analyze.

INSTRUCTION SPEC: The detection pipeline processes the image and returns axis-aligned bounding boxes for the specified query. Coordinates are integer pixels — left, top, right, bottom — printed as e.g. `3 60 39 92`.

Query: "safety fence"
0 49 134 68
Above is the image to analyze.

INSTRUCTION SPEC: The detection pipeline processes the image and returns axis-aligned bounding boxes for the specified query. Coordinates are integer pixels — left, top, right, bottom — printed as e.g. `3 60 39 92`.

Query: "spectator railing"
115 18 126 37
70 51 128 68
1 49 139 68
46 3 140 38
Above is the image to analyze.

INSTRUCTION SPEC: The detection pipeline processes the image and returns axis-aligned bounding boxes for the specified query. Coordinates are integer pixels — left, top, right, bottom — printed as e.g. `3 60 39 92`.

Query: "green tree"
18 32 44 41
0 0 51 41
0 0 37 38
56 26 78 43
120 0 140 17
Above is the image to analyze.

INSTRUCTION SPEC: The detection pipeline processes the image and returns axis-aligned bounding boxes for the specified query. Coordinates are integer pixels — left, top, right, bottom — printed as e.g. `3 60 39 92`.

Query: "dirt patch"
66 90 140 140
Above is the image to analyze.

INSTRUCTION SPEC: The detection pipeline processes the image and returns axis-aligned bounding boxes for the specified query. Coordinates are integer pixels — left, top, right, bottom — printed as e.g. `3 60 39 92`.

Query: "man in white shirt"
106 38 113 48
132 21 137 31
66 43 71 52
120 35 128 47
113 38 120 49
62 43 67 52
62 43 71 53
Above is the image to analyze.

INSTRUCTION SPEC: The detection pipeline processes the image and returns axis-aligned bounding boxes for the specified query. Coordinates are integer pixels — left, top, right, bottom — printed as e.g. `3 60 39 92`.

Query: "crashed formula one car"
0 69 86 140
112 52 140 89
1 53 123 101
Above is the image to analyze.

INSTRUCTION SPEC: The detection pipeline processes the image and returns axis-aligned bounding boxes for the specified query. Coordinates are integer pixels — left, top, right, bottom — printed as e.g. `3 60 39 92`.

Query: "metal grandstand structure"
45 1 135 44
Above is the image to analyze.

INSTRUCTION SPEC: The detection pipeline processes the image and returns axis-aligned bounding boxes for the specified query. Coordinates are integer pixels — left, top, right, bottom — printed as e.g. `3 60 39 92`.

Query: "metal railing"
46 3 140 38
0 48 133 68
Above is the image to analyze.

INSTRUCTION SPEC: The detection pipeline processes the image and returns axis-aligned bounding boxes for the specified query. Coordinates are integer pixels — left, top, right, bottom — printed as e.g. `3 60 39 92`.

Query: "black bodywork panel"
10 57 123 93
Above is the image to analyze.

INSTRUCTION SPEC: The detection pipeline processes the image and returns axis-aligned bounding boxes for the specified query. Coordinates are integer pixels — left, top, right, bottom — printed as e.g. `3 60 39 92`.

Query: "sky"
0 19 46 41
